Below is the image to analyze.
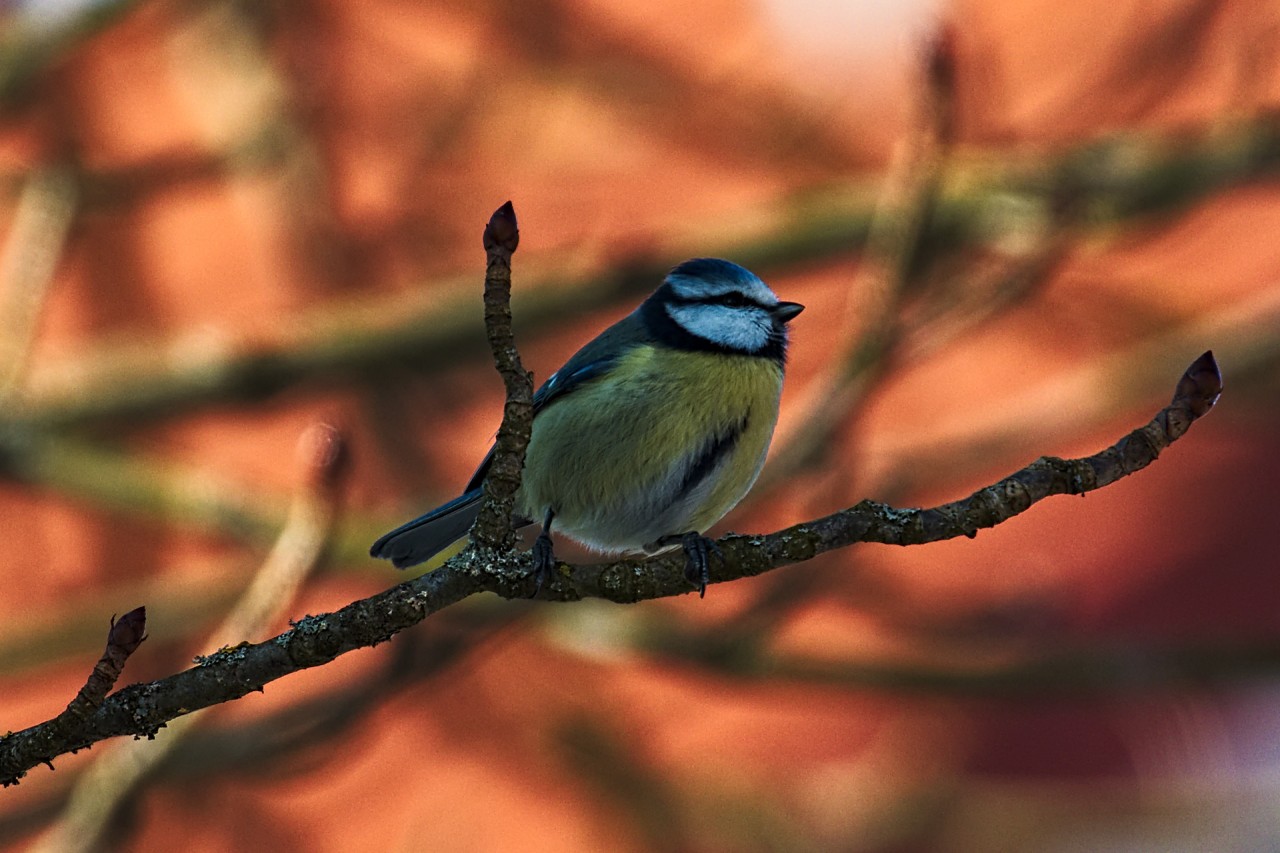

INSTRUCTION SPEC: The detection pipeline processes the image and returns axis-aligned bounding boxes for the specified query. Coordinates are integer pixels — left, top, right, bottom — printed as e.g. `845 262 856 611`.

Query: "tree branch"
0 347 1221 785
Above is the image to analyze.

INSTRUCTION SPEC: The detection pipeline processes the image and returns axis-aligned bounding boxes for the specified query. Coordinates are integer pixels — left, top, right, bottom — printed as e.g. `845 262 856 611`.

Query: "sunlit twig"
0 168 77 399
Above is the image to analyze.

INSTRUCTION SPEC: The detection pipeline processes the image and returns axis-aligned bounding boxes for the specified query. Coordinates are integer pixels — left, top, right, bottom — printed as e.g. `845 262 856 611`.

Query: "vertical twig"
470 201 535 553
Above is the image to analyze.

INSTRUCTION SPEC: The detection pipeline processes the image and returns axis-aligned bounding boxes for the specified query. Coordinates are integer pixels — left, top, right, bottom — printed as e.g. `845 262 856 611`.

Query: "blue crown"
668 258 758 286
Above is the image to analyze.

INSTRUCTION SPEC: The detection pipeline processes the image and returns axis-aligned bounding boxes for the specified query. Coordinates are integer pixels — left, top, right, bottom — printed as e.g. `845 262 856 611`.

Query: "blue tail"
369 489 485 569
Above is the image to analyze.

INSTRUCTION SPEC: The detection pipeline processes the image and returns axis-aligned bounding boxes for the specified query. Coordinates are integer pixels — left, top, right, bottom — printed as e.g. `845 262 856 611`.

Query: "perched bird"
370 258 803 595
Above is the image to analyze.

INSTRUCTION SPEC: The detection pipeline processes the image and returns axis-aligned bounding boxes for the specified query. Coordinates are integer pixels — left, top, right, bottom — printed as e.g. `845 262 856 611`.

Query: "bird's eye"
719 292 749 308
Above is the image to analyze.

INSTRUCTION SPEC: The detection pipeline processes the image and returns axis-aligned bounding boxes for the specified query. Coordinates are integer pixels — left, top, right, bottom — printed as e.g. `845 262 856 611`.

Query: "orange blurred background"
2 0 1280 850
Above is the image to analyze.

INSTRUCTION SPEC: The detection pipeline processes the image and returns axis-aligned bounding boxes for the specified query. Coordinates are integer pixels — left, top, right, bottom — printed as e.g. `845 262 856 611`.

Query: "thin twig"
471 201 534 552
0 351 1221 785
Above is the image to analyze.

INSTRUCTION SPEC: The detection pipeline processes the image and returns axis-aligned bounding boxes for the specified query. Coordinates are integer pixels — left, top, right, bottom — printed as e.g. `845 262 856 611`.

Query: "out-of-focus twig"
0 168 77 399
755 26 959 494
0 431 288 543
0 425 387 566
28 423 347 852
633 625 1280 698
166 0 347 291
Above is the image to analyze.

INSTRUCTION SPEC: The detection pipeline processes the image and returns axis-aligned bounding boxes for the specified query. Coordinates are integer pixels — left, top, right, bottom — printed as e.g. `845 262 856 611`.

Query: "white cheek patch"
666 303 772 351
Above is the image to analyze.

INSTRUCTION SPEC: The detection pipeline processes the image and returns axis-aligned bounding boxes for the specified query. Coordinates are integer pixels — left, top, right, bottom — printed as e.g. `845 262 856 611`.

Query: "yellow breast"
518 345 784 552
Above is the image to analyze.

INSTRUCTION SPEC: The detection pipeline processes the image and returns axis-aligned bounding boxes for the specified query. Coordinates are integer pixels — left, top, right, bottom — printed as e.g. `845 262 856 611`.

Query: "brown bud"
108 607 148 656
483 200 520 254
1174 351 1222 417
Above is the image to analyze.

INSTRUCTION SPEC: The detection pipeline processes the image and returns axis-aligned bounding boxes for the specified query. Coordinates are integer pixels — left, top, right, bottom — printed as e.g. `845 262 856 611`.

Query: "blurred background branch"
2 112 1274 432
0 167 76 399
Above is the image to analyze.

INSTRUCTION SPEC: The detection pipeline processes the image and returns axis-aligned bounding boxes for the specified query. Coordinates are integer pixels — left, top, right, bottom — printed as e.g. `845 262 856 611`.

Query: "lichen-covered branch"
0 350 1221 786
0 560 472 787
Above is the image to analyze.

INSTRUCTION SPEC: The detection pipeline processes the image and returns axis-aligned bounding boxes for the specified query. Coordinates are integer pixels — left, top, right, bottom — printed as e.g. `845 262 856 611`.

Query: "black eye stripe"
668 292 764 309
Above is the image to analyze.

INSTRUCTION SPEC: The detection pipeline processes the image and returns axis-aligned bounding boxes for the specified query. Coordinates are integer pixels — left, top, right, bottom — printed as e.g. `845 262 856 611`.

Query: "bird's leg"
656 532 723 598
530 509 556 598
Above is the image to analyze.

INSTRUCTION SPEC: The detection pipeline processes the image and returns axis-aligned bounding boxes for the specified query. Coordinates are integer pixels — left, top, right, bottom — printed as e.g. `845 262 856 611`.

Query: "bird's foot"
530 530 556 598
658 532 722 598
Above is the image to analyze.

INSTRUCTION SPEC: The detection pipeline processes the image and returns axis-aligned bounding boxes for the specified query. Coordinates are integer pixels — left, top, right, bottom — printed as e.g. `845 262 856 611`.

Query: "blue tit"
370 258 804 595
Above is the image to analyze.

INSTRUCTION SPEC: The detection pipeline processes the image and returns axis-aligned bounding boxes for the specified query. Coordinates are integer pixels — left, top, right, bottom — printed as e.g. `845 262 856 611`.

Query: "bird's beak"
773 301 804 323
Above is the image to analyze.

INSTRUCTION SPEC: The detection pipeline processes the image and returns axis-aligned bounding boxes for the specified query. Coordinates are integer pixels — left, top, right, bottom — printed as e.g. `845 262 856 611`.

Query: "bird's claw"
531 531 556 598
676 532 722 598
